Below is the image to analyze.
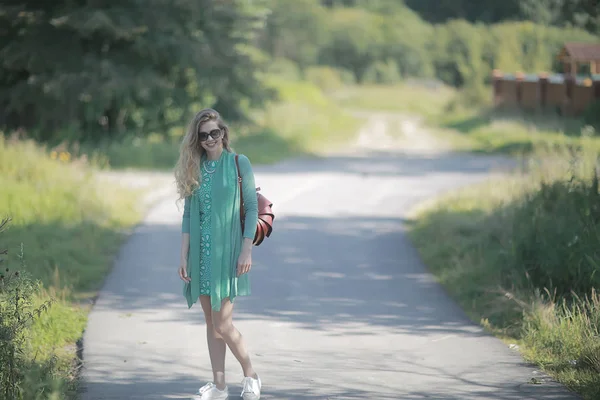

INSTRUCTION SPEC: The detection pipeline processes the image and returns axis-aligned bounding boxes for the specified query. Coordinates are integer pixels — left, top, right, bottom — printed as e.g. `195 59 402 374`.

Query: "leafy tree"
355 0 413 15
0 0 271 142
405 0 599 35
487 21 598 74
377 6 435 78
431 20 490 88
519 0 566 26
404 0 520 24
321 0 357 8
561 0 599 35
257 0 330 71
318 7 385 82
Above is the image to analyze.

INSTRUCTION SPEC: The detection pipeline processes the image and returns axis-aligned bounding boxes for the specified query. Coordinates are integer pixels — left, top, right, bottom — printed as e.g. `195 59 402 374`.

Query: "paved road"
81 118 580 400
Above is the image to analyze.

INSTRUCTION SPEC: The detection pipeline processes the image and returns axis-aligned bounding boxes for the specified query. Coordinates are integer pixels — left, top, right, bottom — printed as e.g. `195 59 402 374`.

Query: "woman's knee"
213 320 232 337
211 297 234 336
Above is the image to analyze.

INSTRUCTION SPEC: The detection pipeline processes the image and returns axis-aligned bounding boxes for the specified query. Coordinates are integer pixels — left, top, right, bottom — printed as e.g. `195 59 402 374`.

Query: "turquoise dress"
197 158 218 295
181 150 259 311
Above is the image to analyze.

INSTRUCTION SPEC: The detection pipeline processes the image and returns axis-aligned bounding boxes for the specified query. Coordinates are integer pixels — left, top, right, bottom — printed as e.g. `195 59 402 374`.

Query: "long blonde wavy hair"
174 108 232 200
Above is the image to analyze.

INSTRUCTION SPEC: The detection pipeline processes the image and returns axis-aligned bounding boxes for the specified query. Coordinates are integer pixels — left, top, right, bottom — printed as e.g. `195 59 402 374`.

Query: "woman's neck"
205 147 223 161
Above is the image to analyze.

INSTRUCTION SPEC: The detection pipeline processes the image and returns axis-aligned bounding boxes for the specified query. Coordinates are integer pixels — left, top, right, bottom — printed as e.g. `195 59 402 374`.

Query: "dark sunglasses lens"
198 129 221 141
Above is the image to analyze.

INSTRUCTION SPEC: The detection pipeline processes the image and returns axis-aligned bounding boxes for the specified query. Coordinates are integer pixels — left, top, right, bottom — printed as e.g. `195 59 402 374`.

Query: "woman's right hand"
178 261 191 283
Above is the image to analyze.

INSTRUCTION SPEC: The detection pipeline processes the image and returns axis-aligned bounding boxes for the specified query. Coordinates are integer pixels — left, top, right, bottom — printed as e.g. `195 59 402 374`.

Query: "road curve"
81 118 580 400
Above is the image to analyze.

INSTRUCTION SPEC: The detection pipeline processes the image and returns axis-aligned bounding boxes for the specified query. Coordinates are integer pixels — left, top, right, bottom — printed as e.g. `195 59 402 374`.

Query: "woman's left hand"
237 247 252 277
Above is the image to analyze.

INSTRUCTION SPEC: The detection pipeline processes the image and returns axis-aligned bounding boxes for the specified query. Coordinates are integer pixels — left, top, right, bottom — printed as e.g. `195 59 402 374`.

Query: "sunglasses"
198 128 222 142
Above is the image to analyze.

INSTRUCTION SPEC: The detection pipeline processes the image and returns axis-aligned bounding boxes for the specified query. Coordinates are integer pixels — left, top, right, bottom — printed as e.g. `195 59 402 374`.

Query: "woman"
174 108 261 400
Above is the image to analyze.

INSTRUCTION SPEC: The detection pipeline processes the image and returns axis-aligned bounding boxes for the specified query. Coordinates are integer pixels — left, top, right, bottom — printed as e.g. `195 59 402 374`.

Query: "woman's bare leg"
199 295 227 390
212 297 257 378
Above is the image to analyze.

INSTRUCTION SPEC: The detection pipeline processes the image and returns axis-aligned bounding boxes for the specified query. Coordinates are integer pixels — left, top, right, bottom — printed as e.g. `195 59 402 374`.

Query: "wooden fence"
492 70 600 116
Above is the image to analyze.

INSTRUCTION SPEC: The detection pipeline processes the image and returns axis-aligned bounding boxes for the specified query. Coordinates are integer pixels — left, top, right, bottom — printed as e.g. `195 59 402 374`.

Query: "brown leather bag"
235 154 274 246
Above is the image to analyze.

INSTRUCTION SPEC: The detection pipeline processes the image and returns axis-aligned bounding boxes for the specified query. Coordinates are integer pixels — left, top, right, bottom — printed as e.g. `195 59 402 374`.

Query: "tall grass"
407 148 600 399
0 218 62 400
328 82 456 121
256 77 361 154
0 134 142 397
436 107 598 156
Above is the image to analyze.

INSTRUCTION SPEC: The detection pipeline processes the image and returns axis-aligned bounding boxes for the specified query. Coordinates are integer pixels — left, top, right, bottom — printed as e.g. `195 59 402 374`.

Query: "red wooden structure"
492 42 600 116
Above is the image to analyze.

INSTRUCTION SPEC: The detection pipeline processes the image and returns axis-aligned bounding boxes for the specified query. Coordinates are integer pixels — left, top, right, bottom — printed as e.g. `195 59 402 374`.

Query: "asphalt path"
81 115 581 400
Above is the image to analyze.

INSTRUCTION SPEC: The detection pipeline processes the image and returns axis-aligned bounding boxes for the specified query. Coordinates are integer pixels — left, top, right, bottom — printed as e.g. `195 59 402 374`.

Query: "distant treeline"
1 0 598 142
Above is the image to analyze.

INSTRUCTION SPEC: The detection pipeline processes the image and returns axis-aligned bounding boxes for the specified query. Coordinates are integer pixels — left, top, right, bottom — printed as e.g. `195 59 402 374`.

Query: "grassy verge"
0 135 144 398
436 106 600 156
250 77 361 155
327 82 600 157
406 149 600 400
71 78 361 171
328 82 456 121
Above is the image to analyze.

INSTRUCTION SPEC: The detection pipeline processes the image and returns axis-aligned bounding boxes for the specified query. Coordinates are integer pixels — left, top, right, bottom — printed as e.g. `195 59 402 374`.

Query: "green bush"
509 169 600 297
265 57 303 82
259 77 360 152
0 135 141 398
444 83 493 113
363 59 402 84
304 66 355 91
582 100 600 133
407 157 600 398
0 218 60 400
304 66 344 91
488 22 598 75
83 134 181 170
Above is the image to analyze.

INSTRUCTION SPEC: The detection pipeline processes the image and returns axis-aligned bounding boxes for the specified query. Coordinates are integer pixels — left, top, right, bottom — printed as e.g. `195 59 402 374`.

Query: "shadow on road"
79 354 578 400
83 215 483 337
250 149 518 179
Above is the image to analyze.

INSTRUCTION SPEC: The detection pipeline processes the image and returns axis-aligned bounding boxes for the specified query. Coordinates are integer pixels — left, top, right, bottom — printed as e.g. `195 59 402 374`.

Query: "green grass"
436 107 600 156
253 77 361 155
328 82 457 120
0 135 143 397
406 151 600 400
73 78 361 171
327 82 600 157
78 134 182 171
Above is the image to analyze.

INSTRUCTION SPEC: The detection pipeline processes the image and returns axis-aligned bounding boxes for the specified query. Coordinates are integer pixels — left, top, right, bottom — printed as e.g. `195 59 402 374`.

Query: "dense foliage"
405 0 599 34
0 0 272 141
0 0 598 143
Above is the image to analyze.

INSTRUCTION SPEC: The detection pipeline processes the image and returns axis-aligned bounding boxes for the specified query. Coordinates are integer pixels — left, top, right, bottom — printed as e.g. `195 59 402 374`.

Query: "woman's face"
198 120 223 152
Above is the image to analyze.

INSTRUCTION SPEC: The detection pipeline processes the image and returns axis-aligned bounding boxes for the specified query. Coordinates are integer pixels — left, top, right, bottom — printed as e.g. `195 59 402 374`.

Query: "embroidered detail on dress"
196 159 218 295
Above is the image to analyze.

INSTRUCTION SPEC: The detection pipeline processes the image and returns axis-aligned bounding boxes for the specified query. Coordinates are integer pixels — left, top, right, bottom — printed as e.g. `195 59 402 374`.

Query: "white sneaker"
192 382 229 400
240 375 261 400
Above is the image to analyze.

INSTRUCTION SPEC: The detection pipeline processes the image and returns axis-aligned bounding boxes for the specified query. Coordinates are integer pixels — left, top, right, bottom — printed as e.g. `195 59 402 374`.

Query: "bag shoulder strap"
235 154 245 222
